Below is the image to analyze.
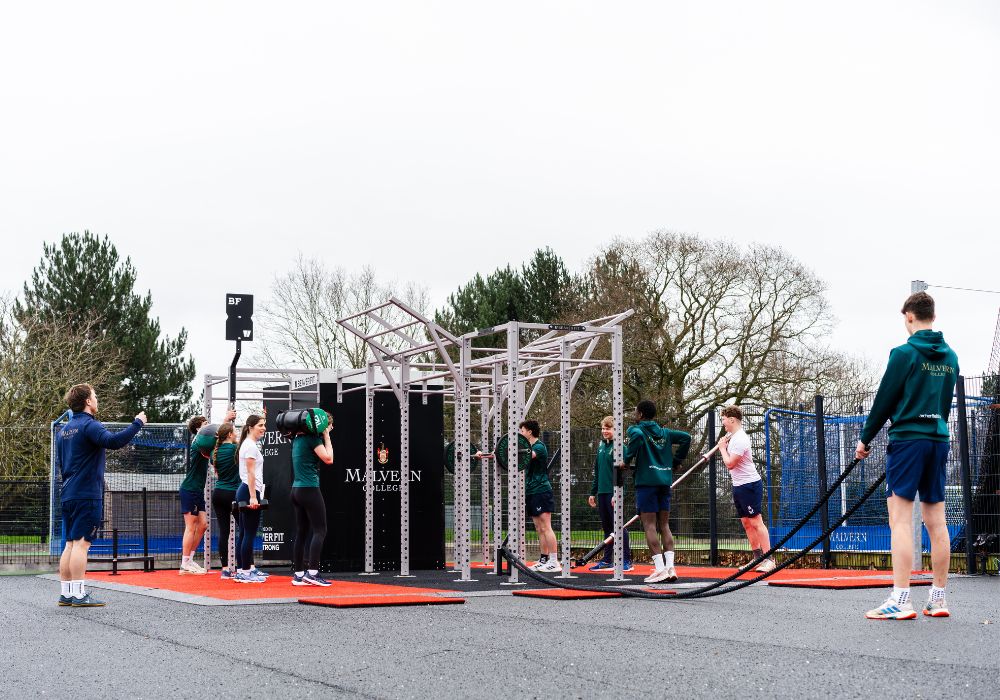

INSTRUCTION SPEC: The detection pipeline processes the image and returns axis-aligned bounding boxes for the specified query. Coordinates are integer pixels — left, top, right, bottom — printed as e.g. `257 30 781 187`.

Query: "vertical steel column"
610 327 627 581
708 409 719 567
202 377 213 570
363 363 376 574
480 395 492 565
505 323 523 584
455 336 473 581
491 362 504 572
399 358 413 577
557 340 575 578
815 395 832 568
955 376 977 574
516 379 527 562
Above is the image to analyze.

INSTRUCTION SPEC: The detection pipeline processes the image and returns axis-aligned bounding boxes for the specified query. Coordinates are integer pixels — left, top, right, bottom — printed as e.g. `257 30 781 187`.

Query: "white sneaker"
179 560 206 575
754 558 777 573
529 558 548 571
538 559 562 573
644 568 670 584
664 566 677 583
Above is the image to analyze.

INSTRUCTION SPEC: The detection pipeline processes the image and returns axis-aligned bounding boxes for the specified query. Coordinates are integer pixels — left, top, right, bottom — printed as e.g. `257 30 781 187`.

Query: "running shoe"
529 557 549 571
70 593 106 607
303 572 332 587
219 568 234 580
754 558 777 573
249 566 270 578
664 566 678 583
923 598 950 618
179 560 206 575
644 568 670 584
57 595 73 607
538 559 562 573
589 561 613 572
865 597 917 620
234 571 266 584
623 561 634 572
291 573 308 586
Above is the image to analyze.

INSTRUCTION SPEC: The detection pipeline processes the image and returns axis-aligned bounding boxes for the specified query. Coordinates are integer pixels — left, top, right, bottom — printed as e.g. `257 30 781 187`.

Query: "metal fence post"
815 395 831 568
955 376 977 574
708 409 718 566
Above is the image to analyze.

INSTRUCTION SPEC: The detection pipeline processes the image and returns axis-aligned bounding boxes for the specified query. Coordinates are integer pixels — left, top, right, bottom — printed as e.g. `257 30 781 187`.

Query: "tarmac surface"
4 570 998 699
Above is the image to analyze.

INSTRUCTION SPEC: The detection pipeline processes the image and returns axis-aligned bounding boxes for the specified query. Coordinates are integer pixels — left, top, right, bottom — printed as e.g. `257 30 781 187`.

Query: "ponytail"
238 415 264 453
212 422 235 475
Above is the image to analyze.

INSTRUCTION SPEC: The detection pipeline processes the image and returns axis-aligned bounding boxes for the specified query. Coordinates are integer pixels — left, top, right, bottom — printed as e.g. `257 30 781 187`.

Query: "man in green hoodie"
856 292 958 620
623 400 691 584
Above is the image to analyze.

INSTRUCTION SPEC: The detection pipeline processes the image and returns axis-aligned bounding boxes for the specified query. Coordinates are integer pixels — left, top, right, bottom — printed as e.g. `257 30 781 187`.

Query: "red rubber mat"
512 588 622 600
87 569 457 601
299 595 464 608
768 578 933 590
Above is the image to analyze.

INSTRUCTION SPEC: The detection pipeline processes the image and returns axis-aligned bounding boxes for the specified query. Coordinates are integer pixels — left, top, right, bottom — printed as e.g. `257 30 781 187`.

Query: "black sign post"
226 293 254 405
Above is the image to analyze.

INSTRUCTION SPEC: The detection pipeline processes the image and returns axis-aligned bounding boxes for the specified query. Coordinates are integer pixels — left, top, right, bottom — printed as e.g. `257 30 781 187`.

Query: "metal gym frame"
200 367 321 571
337 297 633 584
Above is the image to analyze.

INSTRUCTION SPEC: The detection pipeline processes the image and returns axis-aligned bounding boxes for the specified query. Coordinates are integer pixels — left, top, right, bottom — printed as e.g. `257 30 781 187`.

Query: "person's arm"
245 457 259 507
670 430 692 466
313 428 333 465
86 412 147 449
622 428 640 465
590 451 599 498
718 434 738 469
859 348 909 448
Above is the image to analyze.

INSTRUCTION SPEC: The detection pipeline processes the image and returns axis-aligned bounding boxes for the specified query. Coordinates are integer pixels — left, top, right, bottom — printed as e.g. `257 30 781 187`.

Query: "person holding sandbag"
289 411 334 587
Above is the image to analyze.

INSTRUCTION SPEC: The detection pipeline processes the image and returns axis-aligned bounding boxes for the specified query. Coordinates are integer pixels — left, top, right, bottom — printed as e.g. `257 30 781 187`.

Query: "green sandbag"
191 424 221 457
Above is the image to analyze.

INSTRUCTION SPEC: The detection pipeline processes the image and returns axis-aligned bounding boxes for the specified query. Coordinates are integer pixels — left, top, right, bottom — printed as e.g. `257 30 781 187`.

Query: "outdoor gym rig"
336 297 634 584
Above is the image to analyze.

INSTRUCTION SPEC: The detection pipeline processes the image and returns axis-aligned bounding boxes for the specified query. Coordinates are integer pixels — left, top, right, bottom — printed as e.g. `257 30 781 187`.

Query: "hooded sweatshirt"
859 330 959 446
623 420 691 487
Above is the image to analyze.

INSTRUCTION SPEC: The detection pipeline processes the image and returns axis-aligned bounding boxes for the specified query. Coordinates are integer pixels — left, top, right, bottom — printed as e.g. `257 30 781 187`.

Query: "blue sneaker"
291 573 309 586
58 595 73 606
623 561 634 572
234 571 266 584
249 566 270 578
220 568 234 580
70 593 106 607
303 572 332 587
589 561 613 572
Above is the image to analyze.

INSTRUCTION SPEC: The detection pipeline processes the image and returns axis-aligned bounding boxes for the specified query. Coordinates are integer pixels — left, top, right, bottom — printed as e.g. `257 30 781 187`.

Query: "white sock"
929 585 946 601
182 555 191 565
296 571 306 577
652 553 665 571
61 581 71 597
892 587 910 605
70 580 84 598
307 569 318 576
548 554 559 564
664 551 675 568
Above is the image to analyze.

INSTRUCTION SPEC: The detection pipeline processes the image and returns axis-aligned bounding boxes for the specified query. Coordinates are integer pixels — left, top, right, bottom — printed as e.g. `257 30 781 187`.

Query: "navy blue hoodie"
57 412 143 501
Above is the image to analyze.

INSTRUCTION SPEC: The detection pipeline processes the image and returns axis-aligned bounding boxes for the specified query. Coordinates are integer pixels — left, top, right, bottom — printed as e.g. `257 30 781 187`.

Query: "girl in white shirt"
235 414 268 583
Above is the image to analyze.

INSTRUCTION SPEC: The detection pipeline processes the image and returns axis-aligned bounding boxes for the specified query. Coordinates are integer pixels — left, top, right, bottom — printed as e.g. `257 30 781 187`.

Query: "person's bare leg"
68 539 91 580
534 512 557 557
887 495 915 589
182 513 198 557
640 513 661 556
657 511 674 553
59 541 73 582
921 501 950 588
740 517 760 551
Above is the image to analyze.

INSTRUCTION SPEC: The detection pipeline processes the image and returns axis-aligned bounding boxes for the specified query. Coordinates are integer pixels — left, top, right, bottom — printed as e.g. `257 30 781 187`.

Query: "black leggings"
291 487 327 571
211 487 237 567
235 483 261 571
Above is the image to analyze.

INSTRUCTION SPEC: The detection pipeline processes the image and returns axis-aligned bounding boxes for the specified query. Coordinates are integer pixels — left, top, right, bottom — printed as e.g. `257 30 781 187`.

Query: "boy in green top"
587 416 633 571
856 292 959 620
290 415 333 586
520 419 560 573
623 400 691 584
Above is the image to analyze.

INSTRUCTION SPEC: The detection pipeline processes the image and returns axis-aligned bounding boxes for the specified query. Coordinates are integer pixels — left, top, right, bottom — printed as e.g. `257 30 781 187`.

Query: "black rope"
500 457 886 601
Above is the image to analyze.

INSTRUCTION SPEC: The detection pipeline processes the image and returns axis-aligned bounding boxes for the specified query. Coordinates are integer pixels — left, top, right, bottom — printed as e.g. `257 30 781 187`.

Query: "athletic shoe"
529 557 549 571
644 568 670 584
291 573 309 586
538 559 562 573
249 566 270 578
865 597 917 620
57 595 73 606
70 593 106 607
923 598 950 618
219 568 234 580
234 571 266 584
179 560 206 575
303 572 332 587
623 561 634 572
589 561 613 572
664 566 678 583
754 558 777 573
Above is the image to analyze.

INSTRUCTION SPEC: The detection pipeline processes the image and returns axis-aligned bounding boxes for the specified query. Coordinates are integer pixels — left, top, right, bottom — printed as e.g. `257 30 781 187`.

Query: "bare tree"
252 255 431 369
0 295 124 478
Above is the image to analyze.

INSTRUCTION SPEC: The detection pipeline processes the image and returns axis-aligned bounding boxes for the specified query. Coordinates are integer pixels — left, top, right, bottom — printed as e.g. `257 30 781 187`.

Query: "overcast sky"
2 1 998 409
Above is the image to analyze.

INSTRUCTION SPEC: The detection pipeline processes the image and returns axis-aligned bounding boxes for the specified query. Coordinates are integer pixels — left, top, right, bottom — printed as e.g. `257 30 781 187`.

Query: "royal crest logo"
377 443 389 465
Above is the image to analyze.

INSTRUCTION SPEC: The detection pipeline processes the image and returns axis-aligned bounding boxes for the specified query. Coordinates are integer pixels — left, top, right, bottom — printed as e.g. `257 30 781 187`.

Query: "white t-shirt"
238 438 265 494
726 429 761 487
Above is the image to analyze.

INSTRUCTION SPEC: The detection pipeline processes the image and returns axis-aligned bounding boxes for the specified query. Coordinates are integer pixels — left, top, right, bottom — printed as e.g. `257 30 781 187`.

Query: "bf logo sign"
225 293 254 342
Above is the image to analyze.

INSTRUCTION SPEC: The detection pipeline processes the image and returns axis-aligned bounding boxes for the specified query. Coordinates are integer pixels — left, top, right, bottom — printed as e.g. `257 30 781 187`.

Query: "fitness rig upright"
337 298 634 584
200 368 321 571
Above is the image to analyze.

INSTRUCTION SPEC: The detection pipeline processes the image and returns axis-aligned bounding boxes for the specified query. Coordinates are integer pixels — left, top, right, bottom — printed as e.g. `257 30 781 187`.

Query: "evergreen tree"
17 231 196 421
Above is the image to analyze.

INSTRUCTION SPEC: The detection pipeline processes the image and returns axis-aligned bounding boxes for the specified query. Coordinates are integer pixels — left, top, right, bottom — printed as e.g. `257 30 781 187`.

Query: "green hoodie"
623 420 691 487
590 438 615 496
859 330 959 446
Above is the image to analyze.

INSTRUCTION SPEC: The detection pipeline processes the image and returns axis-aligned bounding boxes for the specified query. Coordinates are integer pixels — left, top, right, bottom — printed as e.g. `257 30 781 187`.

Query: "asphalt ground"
4 572 997 699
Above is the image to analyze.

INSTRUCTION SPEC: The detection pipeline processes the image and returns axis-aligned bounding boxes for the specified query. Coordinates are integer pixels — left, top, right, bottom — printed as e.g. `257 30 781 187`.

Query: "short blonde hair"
601 415 614 428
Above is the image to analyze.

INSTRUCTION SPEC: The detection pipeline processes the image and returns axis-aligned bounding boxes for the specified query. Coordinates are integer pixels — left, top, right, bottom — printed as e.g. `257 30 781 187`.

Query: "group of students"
177 410 335 586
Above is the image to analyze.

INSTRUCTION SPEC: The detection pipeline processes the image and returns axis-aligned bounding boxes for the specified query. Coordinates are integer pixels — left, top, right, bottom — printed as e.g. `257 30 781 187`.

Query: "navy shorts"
886 439 949 503
732 480 763 518
179 488 206 515
62 498 102 543
636 485 671 514
526 491 555 518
